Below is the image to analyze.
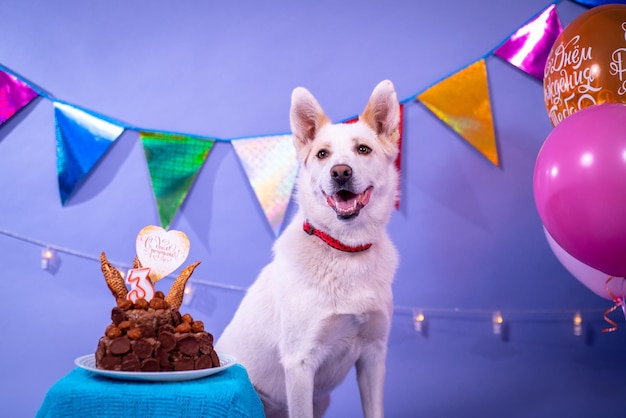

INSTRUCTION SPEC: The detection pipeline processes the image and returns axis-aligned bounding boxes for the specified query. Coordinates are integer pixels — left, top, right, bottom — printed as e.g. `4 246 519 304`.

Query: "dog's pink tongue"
335 198 357 213
326 187 372 214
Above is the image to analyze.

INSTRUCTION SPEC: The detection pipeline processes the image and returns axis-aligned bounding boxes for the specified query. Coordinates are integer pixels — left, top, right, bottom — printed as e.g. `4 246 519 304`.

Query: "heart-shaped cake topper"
136 225 190 282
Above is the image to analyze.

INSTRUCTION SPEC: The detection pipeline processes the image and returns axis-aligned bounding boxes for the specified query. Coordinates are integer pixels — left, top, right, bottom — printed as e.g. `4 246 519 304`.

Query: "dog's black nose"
331 164 352 185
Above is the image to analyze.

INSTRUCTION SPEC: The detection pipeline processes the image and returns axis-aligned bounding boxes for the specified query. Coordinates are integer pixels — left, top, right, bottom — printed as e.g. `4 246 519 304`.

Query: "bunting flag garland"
139 131 215 230
231 134 298 237
494 4 562 80
417 59 499 166
0 1 597 233
0 69 38 126
54 102 125 204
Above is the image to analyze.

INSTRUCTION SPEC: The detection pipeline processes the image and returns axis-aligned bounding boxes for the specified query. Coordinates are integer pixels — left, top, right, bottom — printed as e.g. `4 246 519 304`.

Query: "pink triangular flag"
232 134 298 236
0 70 38 126
494 4 562 80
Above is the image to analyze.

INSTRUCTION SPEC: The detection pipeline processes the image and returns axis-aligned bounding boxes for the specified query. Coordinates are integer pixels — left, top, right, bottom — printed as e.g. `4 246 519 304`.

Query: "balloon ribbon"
602 276 626 333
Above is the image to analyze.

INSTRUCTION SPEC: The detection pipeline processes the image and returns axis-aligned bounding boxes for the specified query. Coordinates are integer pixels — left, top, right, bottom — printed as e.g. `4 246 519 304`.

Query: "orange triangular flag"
418 59 499 166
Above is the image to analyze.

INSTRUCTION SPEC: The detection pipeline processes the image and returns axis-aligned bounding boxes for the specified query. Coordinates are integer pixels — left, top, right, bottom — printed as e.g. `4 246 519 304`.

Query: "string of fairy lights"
394 306 608 340
3 226 616 340
3 228 247 293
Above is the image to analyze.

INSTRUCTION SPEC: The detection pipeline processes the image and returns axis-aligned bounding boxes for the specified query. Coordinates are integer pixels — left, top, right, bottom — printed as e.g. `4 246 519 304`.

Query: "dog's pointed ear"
361 80 400 150
290 87 330 151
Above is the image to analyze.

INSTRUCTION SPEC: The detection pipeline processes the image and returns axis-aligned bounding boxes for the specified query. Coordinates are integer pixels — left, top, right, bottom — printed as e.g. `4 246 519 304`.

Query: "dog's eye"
357 145 372 155
316 149 329 159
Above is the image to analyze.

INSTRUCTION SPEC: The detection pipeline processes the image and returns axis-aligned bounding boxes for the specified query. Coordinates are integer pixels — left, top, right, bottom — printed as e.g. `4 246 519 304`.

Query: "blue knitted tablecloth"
37 364 265 418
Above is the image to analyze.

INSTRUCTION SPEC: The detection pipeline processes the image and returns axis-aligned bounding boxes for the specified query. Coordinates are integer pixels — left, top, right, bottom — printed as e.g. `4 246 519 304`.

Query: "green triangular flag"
139 131 215 229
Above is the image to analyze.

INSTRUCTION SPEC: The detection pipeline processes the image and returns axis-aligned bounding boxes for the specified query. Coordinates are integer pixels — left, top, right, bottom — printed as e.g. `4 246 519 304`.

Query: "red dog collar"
303 221 372 252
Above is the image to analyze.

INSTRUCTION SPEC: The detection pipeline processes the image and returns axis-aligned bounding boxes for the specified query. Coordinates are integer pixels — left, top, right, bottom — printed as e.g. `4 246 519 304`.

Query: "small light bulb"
492 311 503 335
573 311 583 336
414 310 425 332
41 248 54 270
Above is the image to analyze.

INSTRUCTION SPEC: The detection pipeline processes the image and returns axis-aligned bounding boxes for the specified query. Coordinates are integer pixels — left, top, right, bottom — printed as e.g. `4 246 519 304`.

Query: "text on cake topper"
136 225 190 282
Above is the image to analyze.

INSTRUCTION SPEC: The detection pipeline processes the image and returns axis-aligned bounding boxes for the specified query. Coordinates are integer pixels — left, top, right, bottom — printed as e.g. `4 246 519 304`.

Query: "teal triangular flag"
139 131 215 230
54 102 124 204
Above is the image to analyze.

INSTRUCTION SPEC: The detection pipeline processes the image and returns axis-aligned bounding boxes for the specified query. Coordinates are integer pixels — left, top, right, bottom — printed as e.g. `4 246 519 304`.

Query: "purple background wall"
1 0 625 417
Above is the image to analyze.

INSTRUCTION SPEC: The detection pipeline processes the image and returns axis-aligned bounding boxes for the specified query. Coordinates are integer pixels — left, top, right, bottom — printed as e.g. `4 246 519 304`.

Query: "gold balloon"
543 4 626 126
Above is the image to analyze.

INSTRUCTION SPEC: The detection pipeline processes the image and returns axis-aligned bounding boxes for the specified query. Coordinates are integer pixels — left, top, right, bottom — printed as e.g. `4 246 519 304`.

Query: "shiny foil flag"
54 102 124 204
494 4 562 80
343 105 404 209
0 70 38 126
571 0 626 6
232 134 298 236
418 59 498 166
139 131 215 230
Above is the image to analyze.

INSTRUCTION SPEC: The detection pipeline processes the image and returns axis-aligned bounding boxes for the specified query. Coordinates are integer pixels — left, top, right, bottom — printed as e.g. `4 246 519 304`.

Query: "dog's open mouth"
324 186 373 220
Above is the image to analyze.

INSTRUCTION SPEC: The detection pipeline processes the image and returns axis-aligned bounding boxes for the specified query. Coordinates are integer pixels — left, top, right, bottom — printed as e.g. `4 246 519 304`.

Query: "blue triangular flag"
571 0 626 7
54 102 124 204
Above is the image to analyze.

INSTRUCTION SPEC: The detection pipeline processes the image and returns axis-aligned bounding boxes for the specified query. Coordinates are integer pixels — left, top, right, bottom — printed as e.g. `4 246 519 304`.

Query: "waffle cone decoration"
166 261 200 310
100 252 128 300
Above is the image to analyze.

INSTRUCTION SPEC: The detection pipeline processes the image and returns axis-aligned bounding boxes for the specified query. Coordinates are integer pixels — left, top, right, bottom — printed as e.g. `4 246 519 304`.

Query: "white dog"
216 80 400 418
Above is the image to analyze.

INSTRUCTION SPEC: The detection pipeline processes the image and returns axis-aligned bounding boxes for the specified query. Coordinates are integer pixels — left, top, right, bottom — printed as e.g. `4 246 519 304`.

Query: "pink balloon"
544 227 626 301
534 103 626 277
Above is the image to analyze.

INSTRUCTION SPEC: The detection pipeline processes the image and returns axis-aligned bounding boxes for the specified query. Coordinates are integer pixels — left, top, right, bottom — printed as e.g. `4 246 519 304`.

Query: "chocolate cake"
95 251 220 372
95 292 220 372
